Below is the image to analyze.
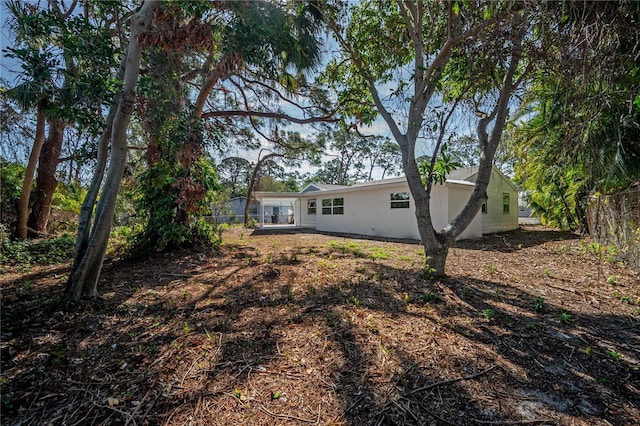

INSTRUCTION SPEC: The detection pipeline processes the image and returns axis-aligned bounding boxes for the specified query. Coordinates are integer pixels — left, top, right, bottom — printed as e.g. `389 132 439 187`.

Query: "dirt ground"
1 225 639 425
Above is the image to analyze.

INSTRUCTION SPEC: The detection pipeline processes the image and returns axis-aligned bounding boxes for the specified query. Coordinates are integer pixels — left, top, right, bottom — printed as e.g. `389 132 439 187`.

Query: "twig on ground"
159 273 193 278
125 380 157 426
93 402 137 426
473 419 553 425
406 364 498 395
409 398 458 426
332 395 365 423
259 404 316 423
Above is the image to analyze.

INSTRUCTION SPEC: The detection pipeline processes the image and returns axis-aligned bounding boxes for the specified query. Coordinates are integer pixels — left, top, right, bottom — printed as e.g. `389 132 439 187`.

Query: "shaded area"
1 227 638 425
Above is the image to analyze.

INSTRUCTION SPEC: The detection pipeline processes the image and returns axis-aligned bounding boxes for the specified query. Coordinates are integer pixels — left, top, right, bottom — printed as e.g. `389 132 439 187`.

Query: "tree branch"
201 110 339 125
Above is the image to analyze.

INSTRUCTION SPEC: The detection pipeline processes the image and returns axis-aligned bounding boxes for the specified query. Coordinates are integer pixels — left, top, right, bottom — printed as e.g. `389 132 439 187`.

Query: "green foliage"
480 308 495 320
577 241 618 264
51 183 87 215
133 110 221 253
606 350 621 360
0 158 25 221
533 296 545 312
514 4 640 230
418 293 441 304
0 225 75 266
418 144 462 186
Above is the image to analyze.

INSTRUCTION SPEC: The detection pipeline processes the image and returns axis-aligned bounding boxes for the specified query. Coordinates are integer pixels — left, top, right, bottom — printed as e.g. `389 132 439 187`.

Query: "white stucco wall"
256 177 485 240
314 182 420 239
300 197 318 228
312 181 481 240
446 183 483 239
482 169 519 233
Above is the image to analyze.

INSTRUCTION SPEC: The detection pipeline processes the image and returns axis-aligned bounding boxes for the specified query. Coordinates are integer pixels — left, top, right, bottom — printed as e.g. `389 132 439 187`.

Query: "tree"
67 0 159 299
322 1 535 275
514 2 640 231
4 0 125 237
4 0 58 239
361 136 402 181
132 0 333 249
313 127 368 185
244 131 321 225
67 0 334 298
218 157 252 197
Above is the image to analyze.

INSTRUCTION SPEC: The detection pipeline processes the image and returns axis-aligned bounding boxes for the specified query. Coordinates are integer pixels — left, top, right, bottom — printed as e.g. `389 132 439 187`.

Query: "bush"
0 158 25 225
0 227 75 266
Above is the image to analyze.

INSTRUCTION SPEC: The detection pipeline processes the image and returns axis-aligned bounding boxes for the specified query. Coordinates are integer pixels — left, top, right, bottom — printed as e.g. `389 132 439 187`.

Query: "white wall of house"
300 197 318 228
314 181 420 239
476 168 519 233
311 180 482 240
447 183 483 239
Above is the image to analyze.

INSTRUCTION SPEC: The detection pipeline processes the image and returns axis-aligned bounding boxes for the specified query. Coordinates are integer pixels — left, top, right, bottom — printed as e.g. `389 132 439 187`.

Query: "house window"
481 202 487 214
503 193 510 214
307 199 316 215
322 197 344 215
390 192 410 209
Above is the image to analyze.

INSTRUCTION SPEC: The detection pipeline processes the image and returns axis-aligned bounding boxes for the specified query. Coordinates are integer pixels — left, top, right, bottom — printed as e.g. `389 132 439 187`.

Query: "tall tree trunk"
244 152 280 226
14 107 46 240
67 0 158 300
28 119 65 235
69 104 116 277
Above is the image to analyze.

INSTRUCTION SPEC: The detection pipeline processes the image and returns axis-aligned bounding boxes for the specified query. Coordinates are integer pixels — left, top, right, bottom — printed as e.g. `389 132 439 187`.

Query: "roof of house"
301 183 346 192
446 165 518 192
255 176 474 199
446 165 480 181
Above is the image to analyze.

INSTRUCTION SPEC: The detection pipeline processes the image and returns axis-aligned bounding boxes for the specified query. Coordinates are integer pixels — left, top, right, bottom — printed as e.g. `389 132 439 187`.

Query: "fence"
586 185 640 272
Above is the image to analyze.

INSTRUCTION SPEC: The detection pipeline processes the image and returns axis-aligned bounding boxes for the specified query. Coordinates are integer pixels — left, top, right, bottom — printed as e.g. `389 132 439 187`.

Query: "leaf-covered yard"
1 226 638 425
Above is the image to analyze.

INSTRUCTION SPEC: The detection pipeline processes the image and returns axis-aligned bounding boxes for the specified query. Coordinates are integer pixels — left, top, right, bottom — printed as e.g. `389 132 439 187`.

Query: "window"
322 197 344 215
481 202 487 214
307 199 316 215
390 192 410 209
503 193 510 214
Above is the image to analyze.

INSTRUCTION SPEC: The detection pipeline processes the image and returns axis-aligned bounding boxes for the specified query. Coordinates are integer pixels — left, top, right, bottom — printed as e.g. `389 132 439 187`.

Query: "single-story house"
254 165 518 241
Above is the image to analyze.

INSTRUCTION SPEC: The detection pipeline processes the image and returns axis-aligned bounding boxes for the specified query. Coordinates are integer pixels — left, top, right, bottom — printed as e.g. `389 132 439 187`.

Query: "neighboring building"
211 197 259 224
254 166 519 240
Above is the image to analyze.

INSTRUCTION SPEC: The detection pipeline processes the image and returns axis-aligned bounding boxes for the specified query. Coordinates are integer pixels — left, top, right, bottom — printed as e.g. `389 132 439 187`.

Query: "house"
254 165 518 241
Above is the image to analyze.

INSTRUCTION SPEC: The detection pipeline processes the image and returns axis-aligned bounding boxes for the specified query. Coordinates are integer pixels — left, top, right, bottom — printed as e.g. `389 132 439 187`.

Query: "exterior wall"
314 182 420 239
312 182 481 240
300 196 318 228
447 184 482 239
483 168 518 233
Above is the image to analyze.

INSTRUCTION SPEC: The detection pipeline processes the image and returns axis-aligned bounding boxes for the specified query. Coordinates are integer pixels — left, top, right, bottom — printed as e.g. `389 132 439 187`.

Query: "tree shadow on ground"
1 230 638 425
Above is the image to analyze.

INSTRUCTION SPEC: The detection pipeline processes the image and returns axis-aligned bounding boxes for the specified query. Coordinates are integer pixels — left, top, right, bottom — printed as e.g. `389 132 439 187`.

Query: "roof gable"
446 165 518 192
300 183 346 193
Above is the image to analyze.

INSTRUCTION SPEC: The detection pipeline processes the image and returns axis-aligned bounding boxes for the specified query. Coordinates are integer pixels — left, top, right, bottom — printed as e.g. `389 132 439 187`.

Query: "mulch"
1 226 638 425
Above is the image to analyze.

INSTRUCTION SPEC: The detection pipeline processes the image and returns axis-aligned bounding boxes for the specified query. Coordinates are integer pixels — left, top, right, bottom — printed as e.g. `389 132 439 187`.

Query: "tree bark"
28 119 65 235
14 107 46 240
67 0 158 299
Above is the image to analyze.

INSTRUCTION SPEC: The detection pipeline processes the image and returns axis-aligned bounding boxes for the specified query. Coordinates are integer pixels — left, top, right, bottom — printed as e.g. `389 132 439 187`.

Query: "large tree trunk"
14 107 46 240
69 105 116 277
28 119 65 235
244 152 280 226
67 0 158 300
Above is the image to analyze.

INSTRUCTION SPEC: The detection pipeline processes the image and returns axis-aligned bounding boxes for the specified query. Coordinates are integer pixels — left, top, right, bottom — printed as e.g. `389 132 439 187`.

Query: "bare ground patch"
1 226 639 425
